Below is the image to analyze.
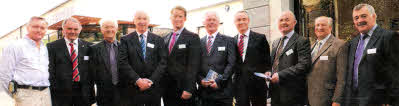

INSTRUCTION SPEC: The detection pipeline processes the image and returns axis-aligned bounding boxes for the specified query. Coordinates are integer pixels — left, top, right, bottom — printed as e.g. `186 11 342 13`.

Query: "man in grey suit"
265 11 312 106
340 4 397 106
306 16 346 106
197 11 236 106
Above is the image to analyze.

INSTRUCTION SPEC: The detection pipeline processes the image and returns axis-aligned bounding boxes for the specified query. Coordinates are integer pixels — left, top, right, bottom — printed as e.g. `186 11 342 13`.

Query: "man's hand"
210 82 218 89
181 91 192 100
136 78 151 91
271 73 279 83
201 80 212 87
332 102 340 106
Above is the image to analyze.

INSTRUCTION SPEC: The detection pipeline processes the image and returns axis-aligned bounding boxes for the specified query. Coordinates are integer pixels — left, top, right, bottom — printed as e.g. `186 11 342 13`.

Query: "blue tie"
140 34 146 59
353 34 368 88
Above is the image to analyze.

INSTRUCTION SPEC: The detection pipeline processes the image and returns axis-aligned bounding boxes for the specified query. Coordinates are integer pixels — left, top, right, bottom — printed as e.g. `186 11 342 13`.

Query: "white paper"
147 43 155 48
254 72 271 79
218 47 226 51
286 49 294 56
367 48 377 54
84 56 89 60
179 44 186 49
320 56 328 60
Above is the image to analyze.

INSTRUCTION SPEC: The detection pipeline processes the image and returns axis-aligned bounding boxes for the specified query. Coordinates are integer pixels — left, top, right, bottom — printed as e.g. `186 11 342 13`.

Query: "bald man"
118 11 167 106
265 11 311 106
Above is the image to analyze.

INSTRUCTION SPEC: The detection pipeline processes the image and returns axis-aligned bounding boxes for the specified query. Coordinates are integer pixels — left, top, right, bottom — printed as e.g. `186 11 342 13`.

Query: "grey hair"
99 18 118 28
134 10 150 21
353 3 376 15
235 10 250 19
28 16 48 26
315 16 333 27
203 11 220 22
280 11 297 21
62 17 81 29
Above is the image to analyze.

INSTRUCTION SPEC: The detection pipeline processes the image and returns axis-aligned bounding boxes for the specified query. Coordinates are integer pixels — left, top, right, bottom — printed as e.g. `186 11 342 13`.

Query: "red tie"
238 35 245 57
207 35 213 55
169 33 177 54
69 43 80 82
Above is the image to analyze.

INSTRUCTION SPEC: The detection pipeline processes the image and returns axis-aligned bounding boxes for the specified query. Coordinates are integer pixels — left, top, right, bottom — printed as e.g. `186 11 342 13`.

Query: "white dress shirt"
0 36 50 92
206 31 219 47
137 31 148 44
237 29 250 61
64 37 79 56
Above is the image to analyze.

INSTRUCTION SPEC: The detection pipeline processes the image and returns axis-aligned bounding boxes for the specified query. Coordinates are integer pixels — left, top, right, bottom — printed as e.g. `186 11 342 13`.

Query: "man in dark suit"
265 11 312 106
161 6 201 106
47 17 95 106
306 16 346 106
339 4 397 106
90 19 125 106
119 11 167 106
197 11 236 106
391 32 399 106
233 10 271 106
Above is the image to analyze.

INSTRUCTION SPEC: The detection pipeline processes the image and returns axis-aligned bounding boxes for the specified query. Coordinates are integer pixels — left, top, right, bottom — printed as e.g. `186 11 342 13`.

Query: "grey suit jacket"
306 35 346 106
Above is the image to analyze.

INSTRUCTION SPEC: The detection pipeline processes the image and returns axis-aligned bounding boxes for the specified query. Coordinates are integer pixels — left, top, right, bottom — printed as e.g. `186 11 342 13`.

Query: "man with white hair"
306 16 346 106
0 16 51 106
90 18 125 106
47 17 95 106
119 11 167 106
197 11 236 106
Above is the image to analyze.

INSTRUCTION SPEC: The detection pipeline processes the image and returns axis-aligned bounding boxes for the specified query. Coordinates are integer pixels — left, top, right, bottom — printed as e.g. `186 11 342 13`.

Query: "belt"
17 85 48 91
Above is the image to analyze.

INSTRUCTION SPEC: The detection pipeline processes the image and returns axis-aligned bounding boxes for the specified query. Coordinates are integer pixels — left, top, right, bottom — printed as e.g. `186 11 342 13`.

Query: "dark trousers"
201 97 232 106
235 79 267 106
130 87 162 106
97 84 127 106
161 78 196 106
55 82 89 106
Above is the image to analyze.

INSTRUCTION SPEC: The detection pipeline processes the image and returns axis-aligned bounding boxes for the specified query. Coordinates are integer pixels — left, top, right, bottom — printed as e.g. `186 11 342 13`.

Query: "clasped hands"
135 78 153 91
200 80 218 89
265 72 279 83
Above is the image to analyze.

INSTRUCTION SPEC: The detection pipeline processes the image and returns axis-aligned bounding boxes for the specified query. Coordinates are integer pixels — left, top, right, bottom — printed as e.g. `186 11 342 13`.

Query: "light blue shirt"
359 24 377 50
0 36 50 92
282 30 295 50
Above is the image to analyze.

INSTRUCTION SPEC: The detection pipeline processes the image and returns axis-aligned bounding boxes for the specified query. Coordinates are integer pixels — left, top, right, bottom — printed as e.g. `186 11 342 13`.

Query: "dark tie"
238 34 245 58
353 34 368 88
108 43 118 85
140 34 146 59
272 36 287 72
169 33 177 54
69 43 80 82
207 35 214 55
312 41 322 61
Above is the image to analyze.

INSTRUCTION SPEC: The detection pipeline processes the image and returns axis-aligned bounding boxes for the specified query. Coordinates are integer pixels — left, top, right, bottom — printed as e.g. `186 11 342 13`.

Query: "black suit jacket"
269 32 311 104
89 40 120 105
47 39 95 105
119 31 167 92
197 33 236 98
163 28 201 93
343 26 396 104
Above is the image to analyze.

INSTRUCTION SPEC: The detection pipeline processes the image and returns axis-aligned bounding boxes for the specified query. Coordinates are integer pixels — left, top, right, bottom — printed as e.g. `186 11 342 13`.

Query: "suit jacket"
89 40 120 105
119 31 167 94
306 35 346 106
269 32 311 104
391 32 399 104
197 33 236 99
233 30 271 92
162 28 201 93
47 39 95 105
343 26 396 104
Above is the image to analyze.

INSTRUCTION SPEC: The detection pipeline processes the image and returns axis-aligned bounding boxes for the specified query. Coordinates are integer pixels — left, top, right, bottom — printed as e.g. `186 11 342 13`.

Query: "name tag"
367 48 377 54
84 56 89 60
320 56 328 60
147 43 155 48
218 47 226 51
286 49 294 56
179 44 186 49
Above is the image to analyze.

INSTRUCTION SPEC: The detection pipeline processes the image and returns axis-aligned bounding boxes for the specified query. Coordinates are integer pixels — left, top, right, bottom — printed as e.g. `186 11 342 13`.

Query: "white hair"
62 17 81 29
315 16 333 27
99 18 118 28
203 11 220 22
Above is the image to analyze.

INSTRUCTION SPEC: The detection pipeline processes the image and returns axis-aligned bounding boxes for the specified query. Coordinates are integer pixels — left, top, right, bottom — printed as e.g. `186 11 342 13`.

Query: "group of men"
1 3 399 106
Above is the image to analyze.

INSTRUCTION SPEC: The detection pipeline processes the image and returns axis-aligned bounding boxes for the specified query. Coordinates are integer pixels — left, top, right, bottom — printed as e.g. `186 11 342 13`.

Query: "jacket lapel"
131 32 144 61
100 41 110 71
209 33 221 56
270 39 280 63
312 36 335 63
362 26 381 60
279 33 298 58
61 39 71 60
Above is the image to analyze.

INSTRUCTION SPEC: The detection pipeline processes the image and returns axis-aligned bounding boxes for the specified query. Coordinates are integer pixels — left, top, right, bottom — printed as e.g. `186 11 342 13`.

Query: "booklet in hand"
254 72 271 80
204 69 222 82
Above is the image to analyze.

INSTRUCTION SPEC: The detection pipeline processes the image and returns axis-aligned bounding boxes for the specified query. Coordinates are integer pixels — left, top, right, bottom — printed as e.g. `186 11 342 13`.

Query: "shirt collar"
137 30 148 37
362 24 378 37
239 28 250 37
24 35 44 47
207 31 218 38
284 30 295 40
317 34 331 44
104 40 118 46
174 27 185 35
64 37 78 45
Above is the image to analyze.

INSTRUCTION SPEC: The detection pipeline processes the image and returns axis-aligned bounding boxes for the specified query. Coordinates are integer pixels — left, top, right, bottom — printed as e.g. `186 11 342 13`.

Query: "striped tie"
169 33 177 54
140 34 146 59
207 35 213 55
69 43 80 82
238 35 245 57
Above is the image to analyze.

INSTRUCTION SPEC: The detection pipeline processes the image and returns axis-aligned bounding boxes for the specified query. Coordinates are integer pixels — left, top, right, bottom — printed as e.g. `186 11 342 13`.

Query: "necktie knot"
362 34 369 40
208 35 213 39
69 43 74 47
240 34 246 39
